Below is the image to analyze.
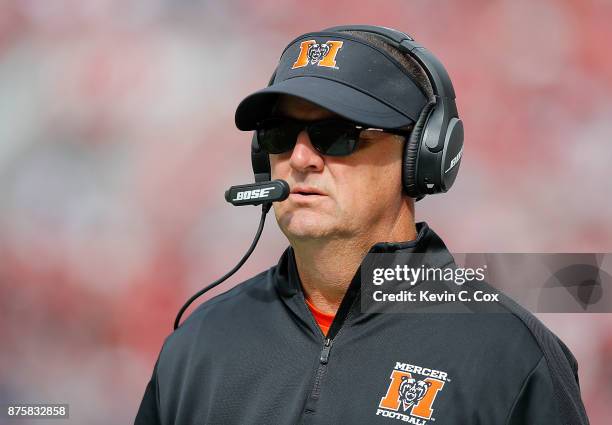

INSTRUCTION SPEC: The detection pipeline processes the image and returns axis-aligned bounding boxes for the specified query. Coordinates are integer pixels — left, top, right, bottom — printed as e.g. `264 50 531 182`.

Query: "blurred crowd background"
1 0 611 423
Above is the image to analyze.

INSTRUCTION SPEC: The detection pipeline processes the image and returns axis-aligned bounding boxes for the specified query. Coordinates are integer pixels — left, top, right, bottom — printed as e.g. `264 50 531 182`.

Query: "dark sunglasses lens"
257 120 301 154
308 121 359 156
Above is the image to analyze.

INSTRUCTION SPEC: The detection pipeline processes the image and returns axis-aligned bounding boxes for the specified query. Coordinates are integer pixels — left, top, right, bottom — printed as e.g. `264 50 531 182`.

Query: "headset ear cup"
403 101 435 198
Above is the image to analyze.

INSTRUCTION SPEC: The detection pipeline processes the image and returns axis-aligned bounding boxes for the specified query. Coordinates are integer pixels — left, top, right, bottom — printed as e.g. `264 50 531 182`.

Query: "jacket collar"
274 222 452 299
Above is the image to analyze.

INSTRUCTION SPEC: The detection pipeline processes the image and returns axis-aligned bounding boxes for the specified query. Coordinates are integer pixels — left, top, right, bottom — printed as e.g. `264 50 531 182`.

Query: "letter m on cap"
292 40 344 69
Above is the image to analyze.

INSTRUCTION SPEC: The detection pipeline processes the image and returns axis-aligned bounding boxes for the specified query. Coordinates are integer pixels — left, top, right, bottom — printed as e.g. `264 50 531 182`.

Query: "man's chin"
276 212 337 240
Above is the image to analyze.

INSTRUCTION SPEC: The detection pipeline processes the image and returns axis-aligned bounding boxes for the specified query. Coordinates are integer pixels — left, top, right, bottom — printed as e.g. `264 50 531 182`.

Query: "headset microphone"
174 179 290 330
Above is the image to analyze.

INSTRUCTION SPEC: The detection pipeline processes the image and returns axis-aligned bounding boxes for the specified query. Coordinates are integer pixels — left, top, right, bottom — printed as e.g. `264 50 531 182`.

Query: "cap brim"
235 77 414 131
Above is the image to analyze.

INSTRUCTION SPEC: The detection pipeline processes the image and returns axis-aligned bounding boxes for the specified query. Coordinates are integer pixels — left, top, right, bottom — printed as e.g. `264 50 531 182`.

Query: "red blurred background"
0 0 611 423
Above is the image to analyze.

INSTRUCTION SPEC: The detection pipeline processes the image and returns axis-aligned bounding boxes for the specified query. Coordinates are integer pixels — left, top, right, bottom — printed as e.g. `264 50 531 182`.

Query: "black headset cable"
173 203 272 330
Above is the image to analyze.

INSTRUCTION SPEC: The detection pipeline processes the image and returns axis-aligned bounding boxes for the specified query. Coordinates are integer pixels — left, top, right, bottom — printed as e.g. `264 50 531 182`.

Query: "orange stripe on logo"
292 40 316 69
378 370 410 410
317 40 343 68
410 378 445 420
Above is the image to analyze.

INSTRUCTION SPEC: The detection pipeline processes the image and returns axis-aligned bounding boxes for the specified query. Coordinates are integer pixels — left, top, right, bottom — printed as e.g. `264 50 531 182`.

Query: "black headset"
250 24 463 200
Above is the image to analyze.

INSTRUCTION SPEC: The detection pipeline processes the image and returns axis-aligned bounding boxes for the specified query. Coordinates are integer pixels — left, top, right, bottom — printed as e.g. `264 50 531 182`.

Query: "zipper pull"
320 338 333 364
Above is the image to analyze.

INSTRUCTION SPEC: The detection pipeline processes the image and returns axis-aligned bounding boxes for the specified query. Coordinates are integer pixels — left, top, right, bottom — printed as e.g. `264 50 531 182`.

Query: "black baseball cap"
235 31 428 130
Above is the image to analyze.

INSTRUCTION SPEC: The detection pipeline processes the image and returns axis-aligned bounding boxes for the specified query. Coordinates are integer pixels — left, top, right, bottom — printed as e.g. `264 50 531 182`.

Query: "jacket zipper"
304 337 333 416
300 267 361 420
320 337 332 364
312 338 333 397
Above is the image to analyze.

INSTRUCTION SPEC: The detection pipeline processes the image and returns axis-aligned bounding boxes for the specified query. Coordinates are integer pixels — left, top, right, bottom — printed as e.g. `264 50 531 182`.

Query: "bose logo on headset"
444 147 463 174
232 187 274 201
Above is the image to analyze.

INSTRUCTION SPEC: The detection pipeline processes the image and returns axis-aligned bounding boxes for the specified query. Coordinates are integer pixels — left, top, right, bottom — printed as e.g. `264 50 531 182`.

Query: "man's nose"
289 130 325 173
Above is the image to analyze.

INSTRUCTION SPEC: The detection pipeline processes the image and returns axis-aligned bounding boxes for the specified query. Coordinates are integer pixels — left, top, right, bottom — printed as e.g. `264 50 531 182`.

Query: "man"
135 26 589 424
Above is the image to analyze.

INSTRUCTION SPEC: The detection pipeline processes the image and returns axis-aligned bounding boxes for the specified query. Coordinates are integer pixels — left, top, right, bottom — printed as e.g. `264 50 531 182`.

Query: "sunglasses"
256 117 411 156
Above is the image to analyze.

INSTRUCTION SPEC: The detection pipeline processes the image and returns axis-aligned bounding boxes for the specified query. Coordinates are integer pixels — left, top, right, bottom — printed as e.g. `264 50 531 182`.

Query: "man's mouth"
289 186 326 198
291 187 324 195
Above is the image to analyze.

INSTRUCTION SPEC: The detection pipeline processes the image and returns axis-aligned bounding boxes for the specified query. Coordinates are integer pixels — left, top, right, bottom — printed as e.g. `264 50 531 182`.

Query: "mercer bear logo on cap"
292 40 344 69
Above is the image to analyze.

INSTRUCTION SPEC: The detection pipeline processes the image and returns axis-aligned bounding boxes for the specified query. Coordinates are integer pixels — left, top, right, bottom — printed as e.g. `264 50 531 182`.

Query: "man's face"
270 95 409 243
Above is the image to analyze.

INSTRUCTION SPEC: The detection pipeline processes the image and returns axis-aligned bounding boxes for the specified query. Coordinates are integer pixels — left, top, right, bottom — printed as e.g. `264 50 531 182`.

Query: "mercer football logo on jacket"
291 40 344 69
377 362 449 424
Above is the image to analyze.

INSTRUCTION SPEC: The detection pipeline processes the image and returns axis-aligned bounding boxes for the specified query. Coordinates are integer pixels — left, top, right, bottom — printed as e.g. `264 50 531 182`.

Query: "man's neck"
291 203 417 316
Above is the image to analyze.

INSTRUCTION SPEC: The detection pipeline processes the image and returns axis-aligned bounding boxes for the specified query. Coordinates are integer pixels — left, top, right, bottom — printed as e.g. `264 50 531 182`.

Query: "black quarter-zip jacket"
135 223 589 425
